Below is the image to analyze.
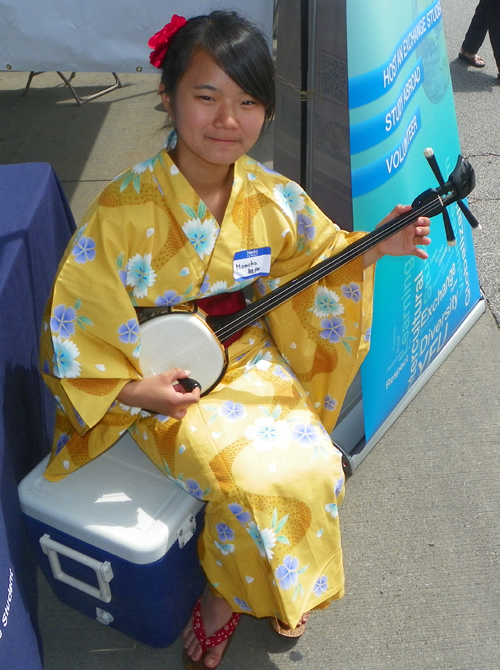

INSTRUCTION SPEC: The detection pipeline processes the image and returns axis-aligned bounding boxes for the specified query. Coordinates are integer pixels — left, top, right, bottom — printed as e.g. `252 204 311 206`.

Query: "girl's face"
161 49 266 171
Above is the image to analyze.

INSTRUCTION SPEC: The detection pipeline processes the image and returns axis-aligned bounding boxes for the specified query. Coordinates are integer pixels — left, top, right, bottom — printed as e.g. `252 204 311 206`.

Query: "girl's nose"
214 104 239 129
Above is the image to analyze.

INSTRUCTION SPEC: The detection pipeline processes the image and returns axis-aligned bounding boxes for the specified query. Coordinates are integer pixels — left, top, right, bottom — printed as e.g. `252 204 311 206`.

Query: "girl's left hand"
363 204 431 268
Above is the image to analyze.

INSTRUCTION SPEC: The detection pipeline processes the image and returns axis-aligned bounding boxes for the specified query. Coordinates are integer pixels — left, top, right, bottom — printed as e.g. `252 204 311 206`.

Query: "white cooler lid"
18 432 204 564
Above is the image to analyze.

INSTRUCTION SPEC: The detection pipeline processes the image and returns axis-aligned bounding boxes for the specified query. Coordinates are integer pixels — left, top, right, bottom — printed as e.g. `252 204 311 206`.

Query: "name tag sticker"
233 247 272 281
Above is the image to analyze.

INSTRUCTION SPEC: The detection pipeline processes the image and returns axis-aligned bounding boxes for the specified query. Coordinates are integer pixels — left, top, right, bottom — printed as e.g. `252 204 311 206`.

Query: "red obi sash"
195 290 247 348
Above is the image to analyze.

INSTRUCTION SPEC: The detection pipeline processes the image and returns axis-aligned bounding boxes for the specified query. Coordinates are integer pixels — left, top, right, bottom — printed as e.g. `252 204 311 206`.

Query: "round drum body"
139 311 227 395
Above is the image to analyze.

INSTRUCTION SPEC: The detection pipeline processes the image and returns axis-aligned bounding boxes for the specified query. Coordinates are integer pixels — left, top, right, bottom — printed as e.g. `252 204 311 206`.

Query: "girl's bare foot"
182 588 234 668
270 610 311 637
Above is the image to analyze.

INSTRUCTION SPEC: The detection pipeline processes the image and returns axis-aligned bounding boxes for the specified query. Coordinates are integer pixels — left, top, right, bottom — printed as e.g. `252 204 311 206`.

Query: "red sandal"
182 597 241 670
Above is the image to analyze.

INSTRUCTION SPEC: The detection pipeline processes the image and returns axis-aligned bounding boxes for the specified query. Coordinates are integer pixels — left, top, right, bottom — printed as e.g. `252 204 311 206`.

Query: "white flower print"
311 286 345 318
245 413 289 452
126 253 157 298
325 502 339 518
273 181 305 221
245 350 273 372
246 522 277 560
119 403 150 418
52 337 81 379
214 541 235 556
207 281 229 296
182 217 218 260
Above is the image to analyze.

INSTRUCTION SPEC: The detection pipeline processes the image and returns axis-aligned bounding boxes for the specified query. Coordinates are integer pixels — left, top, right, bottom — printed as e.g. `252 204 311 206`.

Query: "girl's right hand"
117 367 201 420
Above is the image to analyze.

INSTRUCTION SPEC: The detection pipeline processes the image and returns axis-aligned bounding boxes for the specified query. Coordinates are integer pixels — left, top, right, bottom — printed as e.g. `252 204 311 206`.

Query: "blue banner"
347 0 482 440
349 0 443 108
350 60 423 154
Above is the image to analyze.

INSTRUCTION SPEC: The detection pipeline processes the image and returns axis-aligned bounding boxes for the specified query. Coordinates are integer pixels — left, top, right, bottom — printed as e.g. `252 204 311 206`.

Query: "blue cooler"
18 433 206 647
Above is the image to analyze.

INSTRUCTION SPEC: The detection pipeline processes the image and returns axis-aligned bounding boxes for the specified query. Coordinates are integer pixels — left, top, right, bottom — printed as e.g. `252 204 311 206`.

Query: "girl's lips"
206 136 239 143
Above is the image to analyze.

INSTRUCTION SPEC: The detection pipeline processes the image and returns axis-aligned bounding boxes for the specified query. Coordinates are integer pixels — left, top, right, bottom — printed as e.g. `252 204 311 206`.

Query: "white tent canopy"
0 1 273 73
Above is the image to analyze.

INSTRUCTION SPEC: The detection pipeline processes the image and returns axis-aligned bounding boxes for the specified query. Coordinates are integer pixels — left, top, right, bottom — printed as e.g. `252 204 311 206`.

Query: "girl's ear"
159 84 173 117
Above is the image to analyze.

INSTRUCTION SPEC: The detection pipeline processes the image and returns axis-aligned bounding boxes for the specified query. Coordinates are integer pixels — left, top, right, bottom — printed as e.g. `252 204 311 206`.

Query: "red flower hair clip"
148 15 187 68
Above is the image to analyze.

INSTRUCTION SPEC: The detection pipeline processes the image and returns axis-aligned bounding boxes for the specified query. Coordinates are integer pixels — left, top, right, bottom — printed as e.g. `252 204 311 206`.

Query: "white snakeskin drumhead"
139 312 225 394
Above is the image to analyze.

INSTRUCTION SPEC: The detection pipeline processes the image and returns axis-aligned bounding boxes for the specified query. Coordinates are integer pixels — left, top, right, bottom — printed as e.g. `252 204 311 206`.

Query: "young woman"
40 11 431 670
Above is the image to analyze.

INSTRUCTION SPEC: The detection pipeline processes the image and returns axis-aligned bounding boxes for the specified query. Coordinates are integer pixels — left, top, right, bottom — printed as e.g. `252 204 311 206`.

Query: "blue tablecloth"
0 163 75 667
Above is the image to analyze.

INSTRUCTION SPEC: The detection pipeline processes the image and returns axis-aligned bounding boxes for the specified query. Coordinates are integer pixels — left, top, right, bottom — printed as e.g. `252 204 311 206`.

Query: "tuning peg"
423 148 456 245
424 148 481 232
457 199 482 230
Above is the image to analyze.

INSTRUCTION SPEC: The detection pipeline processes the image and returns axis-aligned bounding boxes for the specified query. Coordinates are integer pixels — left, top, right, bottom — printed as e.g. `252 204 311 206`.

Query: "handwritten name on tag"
233 247 271 281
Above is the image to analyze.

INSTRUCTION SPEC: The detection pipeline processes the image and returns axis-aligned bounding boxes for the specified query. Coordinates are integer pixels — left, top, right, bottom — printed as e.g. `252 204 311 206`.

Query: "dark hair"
160 10 275 120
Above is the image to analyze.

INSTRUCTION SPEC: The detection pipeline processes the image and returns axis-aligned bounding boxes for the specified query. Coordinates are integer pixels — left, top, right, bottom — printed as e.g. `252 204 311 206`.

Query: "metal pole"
300 0 309 189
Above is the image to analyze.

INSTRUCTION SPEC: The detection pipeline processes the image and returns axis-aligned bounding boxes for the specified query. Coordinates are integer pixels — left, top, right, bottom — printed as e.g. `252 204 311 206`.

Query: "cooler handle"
40 534 114 603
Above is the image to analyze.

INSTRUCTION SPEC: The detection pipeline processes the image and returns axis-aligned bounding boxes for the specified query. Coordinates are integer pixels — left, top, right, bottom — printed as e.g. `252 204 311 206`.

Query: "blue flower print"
273 365 290 380
216 523 235 543
291 423 320 448
297 213 316 241
155 290 183 307
234 597 252 612
50 304 76 338
342 282 362 302
220 401 246 423
117 319 140 344
55 433 70 455
364 327 371 343
313 575 328 597
72 236 96 264
73 408 86 428
186 479 204 500
52 337 81 378
256 278 266 296
320 317 346 344
156 414 170 423
228 503 252 525
275 555 300 591
42 359 50 374
200 275 210 294
256 161 280 176
324 395 337 411
334 474 344 497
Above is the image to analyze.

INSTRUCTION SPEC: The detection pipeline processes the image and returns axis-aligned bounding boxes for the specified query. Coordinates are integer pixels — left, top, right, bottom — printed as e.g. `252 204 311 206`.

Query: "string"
143 193 445 381
212 195 443 342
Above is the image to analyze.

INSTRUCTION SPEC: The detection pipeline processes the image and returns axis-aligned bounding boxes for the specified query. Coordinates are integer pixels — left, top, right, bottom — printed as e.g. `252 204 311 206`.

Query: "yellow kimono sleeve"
261 191 375 433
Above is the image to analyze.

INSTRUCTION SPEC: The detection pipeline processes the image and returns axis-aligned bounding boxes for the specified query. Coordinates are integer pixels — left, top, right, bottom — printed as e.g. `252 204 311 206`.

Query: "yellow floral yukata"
40 150 375 628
